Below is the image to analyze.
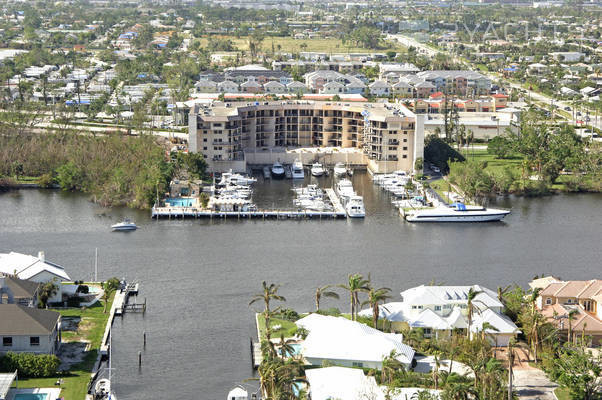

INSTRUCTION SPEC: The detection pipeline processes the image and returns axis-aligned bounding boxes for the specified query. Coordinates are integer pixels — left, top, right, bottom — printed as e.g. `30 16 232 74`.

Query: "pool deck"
7 388 62 400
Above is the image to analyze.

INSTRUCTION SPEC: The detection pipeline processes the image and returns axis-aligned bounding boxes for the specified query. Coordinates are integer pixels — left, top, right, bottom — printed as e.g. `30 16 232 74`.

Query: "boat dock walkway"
151 206 347 219
100 282 143 355
325 188 346 215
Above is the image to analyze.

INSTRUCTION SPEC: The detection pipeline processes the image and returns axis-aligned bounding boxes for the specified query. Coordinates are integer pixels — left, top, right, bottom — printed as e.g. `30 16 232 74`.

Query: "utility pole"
94 248 98 282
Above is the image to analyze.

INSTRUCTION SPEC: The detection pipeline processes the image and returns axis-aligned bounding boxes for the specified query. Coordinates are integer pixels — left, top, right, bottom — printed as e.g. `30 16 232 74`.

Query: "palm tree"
338 274 370 321
314 285 339 312
38 281 58 308
362 286 392 329
249 281 286 340
380 350 404 385
466 287 483 339
496 285 511 305
277 334 296 359
567 308 579 344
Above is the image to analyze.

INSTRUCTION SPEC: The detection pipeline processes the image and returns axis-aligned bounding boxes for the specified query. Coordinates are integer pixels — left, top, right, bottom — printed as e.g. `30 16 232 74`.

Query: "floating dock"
151 206 347 219
325 188 346 215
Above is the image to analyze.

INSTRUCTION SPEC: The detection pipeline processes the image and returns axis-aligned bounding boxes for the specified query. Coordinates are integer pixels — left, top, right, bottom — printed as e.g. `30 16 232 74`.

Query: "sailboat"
94 335 117 399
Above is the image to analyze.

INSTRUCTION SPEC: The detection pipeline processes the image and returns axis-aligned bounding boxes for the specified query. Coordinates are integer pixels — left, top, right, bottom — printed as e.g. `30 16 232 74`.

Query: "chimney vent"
38 251 45 263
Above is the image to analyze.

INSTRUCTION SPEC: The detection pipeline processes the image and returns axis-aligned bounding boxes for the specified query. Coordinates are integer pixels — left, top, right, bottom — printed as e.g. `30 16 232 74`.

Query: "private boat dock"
100 281 145 355
151 206 347 219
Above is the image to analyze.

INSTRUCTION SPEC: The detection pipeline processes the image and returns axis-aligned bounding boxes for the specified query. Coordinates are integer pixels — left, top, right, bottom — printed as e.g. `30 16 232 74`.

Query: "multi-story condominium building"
188 100 424 173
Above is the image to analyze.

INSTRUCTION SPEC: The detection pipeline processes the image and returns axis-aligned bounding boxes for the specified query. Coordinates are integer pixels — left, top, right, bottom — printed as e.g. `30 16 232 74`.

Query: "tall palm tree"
362 286 392 329
250 281 286 340
338 274 370 321
567 308 579 344
466 287 483 339
314 285 339 312
496 285 511 305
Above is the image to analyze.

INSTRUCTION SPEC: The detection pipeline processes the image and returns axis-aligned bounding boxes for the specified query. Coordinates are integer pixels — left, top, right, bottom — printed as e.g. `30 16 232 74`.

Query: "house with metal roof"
0 252 70 304
360 285 520 346
0 304 61 355
295 314 415 370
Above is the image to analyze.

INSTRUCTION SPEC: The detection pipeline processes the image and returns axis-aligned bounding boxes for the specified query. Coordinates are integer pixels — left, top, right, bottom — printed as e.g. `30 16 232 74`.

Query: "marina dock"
151 206 347 219
325 188 346 215
100 282 144 355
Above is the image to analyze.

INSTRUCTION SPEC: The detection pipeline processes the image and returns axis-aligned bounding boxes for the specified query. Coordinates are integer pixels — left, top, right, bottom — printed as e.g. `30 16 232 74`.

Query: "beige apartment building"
188 100 424 173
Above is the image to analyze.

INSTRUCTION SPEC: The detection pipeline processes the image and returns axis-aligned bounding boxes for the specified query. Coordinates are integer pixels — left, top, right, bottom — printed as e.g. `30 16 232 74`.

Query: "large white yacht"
335 179 355 203
345 196 366 218
271 162 285 179
311 163 325 177
291 159 304 179
405 203 511 222
333 162 347 177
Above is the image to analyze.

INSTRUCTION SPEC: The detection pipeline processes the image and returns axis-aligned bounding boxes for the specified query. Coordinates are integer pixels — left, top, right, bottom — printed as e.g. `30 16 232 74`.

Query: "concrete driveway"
513 368 558 400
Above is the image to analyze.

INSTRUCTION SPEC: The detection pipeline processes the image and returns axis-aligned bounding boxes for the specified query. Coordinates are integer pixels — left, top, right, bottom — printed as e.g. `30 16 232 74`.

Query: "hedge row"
0 352 60 378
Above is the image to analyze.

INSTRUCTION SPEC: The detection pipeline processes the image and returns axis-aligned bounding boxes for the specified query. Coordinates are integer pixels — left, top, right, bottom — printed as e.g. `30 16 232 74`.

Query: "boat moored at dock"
333 162 347 177
291 159 305 179
271 162 285 179
405 202 511 222
311 163 325 177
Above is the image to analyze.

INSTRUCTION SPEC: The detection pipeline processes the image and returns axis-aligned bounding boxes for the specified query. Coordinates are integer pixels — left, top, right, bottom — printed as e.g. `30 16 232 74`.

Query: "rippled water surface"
1 175 600 400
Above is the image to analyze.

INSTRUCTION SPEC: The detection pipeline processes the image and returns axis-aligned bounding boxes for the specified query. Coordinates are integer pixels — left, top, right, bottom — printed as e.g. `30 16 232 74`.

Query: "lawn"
200 35 405 54
256 314 299 340
429 179 454 201
554 387 570 400
462 148 524 175
15 294 115 400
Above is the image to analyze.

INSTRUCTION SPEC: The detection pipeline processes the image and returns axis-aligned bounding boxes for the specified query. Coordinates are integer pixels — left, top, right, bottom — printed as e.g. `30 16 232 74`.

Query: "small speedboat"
271 162 285 179
311 163 325 177
111 218 138 231
333 162 347 177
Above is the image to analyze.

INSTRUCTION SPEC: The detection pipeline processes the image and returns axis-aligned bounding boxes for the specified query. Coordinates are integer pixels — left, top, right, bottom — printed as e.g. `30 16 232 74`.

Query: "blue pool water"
14 394 48 400
165 198 195 207
278 343 302 356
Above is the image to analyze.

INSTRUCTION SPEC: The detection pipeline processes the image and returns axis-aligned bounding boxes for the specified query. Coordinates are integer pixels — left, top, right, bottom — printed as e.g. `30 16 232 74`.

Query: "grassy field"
461 148 524 175
554 387 570 400
256 314 299 340
201 35 405 54
15 294 115 400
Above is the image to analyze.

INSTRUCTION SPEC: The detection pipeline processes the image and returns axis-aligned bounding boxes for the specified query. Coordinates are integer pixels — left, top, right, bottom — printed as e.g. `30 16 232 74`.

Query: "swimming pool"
165 198 196 207
278 343 302 357
14 394 48 400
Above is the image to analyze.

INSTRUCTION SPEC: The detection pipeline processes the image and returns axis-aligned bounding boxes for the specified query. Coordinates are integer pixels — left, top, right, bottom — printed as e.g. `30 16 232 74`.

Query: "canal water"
0 174 600 400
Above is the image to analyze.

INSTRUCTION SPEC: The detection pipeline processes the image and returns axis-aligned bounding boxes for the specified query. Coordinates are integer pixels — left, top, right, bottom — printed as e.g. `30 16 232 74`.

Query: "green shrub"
0 352 60 378
76 285 89 294
37 173 55 188
275 308 299 321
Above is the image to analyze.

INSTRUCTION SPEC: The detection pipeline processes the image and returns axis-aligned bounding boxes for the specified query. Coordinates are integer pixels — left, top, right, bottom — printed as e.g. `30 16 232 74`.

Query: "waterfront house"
295 314 415 370
0 274 39 307
305 367 383 400
0 252 71 304
360 285 520 346
535 278 602 346
0 304 61 355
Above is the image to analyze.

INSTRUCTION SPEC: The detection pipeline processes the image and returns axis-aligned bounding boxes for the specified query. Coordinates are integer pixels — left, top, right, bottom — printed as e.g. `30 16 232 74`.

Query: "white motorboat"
347 167 354 176
227 386 248 400
271 162 285 179
291 159 305 179
335 179 355 205
111 218 137 231
405 202 511 222
219 170 257 186
345 195 365 218
311 163 325 177
333 162 347 176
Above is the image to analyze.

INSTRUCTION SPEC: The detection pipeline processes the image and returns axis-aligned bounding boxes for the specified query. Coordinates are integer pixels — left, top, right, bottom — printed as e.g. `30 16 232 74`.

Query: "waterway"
0 174 600 400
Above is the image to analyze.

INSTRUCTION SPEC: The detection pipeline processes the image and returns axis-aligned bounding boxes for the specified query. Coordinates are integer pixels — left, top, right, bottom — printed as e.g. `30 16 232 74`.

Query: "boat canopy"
451 202 467 211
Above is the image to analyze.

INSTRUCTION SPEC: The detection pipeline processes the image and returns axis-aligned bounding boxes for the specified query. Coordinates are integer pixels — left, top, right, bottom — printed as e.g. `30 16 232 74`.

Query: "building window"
203 138 207 142
203 147 207 150
403 146 408 151
402 155 407 159
435 305 441 311
352 362 364 368
30 337 40 346
3 337 12 347
545 298 552 305
567 299 573 304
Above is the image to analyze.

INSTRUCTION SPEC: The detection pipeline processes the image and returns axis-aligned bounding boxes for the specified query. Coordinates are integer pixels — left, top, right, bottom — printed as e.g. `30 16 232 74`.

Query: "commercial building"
188 100 425 173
